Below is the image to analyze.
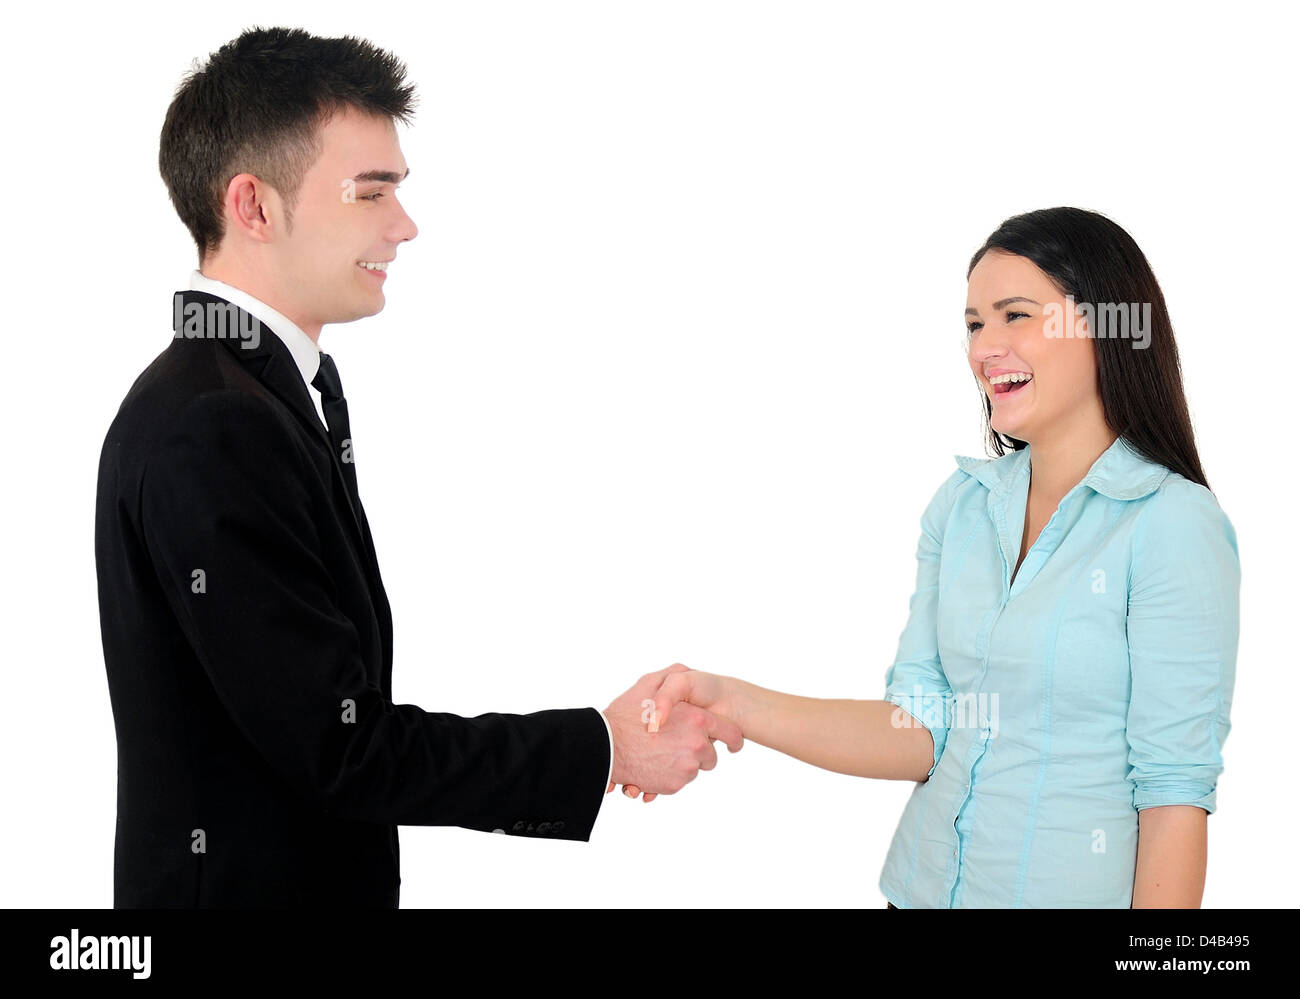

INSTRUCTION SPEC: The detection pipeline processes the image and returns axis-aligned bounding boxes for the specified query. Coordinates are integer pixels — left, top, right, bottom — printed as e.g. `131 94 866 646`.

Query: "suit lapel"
171 289 369 555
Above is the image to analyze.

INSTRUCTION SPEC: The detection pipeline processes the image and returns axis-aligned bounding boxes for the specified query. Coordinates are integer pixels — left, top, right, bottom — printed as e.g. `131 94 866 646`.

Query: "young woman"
624 207 1240 908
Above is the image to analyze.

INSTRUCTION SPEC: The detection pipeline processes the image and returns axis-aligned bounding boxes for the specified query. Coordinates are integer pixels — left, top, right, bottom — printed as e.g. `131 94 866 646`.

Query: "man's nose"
393 206 418 243
403 217 418 242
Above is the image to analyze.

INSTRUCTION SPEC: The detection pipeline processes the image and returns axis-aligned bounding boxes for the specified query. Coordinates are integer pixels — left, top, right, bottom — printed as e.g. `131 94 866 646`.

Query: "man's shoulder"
100 337 294 475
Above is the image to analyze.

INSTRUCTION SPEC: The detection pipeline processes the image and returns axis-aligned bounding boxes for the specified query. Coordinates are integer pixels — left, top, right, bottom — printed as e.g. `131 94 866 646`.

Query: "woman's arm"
618 471 968 800
1132 805 1207 908
650 670 937 782
1122 482 1238 903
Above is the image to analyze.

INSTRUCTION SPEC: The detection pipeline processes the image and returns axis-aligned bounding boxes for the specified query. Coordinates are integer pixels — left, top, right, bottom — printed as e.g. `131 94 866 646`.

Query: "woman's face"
965 249 1100 445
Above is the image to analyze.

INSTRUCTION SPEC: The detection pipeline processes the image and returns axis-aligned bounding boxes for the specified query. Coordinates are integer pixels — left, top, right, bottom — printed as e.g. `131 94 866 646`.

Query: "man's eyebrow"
352 167 410 184
964 296 1041 317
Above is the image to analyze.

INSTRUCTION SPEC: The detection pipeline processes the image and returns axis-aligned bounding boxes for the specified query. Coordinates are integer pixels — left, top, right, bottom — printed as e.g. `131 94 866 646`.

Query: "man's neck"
198 260 322 343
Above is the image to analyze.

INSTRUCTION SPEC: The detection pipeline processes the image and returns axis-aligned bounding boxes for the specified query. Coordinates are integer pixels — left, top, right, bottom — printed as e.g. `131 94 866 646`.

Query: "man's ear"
223 173 278 246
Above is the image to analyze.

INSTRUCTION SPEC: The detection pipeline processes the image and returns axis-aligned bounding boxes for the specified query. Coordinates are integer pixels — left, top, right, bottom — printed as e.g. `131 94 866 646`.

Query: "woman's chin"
992 417 1025 439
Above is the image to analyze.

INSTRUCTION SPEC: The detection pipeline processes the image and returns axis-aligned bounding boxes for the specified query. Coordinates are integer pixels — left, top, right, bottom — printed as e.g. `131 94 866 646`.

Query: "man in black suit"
94 26 740 908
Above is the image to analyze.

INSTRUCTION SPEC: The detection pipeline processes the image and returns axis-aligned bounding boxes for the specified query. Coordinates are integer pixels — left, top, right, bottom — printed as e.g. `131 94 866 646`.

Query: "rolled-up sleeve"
1125 479 1240 814
883 469 965 780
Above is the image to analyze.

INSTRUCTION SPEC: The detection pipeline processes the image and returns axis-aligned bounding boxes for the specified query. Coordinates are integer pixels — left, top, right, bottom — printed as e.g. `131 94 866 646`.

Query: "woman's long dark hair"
966 207 1209 490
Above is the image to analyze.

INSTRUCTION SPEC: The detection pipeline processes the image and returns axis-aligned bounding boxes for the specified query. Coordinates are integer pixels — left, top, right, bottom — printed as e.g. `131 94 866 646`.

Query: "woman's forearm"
1132 805 1207 907
727 679 936 782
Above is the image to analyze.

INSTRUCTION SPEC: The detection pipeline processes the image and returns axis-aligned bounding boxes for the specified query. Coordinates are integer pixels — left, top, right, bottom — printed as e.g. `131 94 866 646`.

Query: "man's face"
262 105 418 331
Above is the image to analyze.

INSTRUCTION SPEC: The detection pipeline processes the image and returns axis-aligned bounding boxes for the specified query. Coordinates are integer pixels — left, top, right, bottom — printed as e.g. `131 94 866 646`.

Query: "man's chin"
326 298 385 327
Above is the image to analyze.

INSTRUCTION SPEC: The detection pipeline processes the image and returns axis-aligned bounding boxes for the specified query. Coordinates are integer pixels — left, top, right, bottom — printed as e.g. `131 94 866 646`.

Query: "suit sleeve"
139 390 611 838
882 469 965 780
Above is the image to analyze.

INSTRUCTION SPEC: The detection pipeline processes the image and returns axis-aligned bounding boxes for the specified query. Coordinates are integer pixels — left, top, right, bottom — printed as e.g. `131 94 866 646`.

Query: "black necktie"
312 352 361 510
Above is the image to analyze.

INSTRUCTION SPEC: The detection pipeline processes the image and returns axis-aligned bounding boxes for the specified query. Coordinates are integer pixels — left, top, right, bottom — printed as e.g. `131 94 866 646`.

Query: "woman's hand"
650 667 745 732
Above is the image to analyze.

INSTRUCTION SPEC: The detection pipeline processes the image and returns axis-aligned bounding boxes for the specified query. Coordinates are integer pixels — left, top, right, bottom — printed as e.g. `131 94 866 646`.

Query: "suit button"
512 821 526 833
537 822 552 834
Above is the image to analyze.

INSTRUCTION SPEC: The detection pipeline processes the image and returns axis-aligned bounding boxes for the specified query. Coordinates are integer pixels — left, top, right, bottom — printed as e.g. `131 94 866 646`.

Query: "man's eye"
363 193 384 201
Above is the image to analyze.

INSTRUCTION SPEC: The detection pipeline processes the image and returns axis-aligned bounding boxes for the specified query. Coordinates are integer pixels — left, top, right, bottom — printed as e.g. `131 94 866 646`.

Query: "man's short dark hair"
159 26 418 264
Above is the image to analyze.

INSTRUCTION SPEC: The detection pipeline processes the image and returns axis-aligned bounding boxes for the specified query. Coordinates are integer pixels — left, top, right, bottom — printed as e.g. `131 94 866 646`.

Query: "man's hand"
603 664 743 804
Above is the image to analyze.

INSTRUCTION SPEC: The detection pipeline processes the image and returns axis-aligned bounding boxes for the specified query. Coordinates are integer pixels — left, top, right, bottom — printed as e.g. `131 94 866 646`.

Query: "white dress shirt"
186 270 616 798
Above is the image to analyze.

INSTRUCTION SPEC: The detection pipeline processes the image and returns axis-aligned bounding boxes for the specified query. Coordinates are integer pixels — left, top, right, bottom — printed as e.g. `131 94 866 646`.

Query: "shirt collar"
189 270 321 389
954 435 1170 502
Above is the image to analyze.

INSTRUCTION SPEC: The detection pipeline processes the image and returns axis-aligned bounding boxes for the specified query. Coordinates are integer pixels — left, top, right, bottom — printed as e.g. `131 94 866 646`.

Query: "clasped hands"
601 663 741 803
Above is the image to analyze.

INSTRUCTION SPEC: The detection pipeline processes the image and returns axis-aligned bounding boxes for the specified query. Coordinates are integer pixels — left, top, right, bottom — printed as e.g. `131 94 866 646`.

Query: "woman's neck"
1026 425 1118 501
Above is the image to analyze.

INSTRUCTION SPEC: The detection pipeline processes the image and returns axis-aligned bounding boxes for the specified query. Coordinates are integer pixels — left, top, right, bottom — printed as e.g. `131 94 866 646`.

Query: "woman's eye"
967 311 1029 336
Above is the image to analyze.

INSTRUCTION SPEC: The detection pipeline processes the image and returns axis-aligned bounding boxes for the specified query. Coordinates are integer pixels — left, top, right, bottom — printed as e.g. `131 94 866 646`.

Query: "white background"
0 0 1293 908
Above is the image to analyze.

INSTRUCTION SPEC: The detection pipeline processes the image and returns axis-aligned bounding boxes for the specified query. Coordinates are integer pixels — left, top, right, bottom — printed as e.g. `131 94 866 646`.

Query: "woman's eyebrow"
964 296 1042 317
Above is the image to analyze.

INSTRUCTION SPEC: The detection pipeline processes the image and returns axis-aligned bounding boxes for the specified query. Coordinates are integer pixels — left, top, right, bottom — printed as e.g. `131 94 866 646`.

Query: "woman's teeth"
991 373 1032 395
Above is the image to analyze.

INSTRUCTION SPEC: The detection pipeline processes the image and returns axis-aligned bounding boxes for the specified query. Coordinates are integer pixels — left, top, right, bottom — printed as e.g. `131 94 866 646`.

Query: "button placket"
949 484 1021 908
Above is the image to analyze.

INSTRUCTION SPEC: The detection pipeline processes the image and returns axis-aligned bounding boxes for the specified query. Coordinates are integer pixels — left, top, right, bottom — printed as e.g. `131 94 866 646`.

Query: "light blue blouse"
879 435 1239 908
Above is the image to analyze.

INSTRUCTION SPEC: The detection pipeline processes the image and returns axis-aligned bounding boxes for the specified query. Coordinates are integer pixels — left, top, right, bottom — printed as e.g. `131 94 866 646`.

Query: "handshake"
601 663 743 804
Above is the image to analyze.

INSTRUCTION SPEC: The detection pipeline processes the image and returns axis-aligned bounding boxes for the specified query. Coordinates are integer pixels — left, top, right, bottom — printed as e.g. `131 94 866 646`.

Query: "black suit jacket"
94 288 610 908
